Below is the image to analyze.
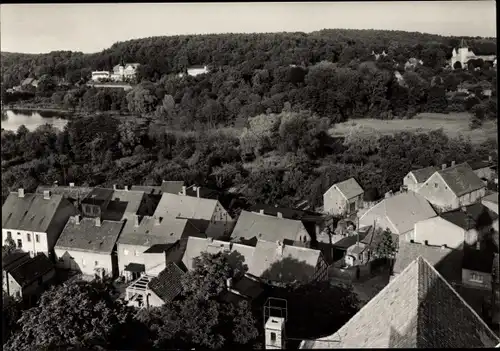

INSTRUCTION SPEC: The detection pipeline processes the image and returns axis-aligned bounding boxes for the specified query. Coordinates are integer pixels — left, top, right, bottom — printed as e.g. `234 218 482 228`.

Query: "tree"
373 229 398 271
4 280 137 351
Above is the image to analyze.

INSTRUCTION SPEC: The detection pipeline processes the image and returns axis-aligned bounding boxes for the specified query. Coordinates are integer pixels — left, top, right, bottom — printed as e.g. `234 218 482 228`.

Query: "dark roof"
304 257 500 348
81 188 114 206
144 243 177 254
410 166 438 183
248 204 324 222
55 217 124 254
333 232 369 250
148 262 185 303
232 274 265 300
130 185 163 195
160 181 185 194
437 163 486 197
124 263 145 273
36 185 93 202
185 186 219 200
2 252 31 272
9 254 54 287
467 159 495 171
185 218 211 233
439 203 498 230
462 247 495 273
2 192 69 232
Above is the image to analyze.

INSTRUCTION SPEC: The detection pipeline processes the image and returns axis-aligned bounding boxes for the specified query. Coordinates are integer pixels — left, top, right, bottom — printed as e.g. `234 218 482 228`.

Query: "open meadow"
329 112 497 144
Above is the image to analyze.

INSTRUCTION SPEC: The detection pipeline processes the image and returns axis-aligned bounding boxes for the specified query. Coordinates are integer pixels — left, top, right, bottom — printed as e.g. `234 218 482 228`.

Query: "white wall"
323 187 345 215
55 248 113 277
413 216 465 249
117 243 147 276
2 229 49 256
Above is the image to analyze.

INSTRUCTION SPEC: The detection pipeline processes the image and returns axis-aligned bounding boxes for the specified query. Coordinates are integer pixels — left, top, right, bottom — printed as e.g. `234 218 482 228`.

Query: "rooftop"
436 163 486 197
409 166 438 183
439 203 498 231
8 254 55 288
147 262 185 303
301 257 500 348
154 192 219 221
329 178 364 199
81 188 114 206
483 192 498 205
160 181 185 194
55 217 124 254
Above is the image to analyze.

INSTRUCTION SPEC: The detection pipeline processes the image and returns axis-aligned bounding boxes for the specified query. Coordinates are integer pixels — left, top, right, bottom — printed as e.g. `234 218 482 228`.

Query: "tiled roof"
302 256 500 349
9 254 55 288
393 241 463 284
437 163 486 197
148 262 185 303
2 252 31 272
36 185 93 201
2 192 70 232
55 217 124 254
230 210 305 244
330 178 364 200
466 159 495 171
360 192 436 235
483 192 499 205
109 189 145 216
154 193 219 221
117 216 200 246
182 237 322 284
81 188 114 205
160 181 185 194
409 166 438 183
439 203 498 230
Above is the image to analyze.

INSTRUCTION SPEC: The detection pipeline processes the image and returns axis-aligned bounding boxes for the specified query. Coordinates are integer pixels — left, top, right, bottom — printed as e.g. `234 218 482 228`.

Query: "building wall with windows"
54 248 114 278
2 229 49 257
462 268 492 290
117 243 148 276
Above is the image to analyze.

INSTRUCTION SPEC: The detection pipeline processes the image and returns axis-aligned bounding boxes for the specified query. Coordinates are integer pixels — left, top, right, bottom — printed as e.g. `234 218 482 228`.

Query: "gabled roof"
154 193 219 221
467 159 495 171
408 166 438 183
301 257 500 349
2 192 69 232
436 163 485 197
118 216 200 247
55 217 124 254
360 192 436 235
109 189 145 216
439 203 498 230
2 252 31 272
393 241 463 283
147 262 185 303
327 178 364 200
160 181 185 194
230 210 305 244
8 254 55 288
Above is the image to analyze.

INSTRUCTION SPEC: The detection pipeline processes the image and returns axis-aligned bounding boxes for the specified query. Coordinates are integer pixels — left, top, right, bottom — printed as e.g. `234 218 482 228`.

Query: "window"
135 250 140 257
470 273 484 283
123 249 129 256
17 239 22 248
27 233 31 242
434 183 438 188
270 332 277 343
35 234 40 243
7 231 11 237
17 232 21 236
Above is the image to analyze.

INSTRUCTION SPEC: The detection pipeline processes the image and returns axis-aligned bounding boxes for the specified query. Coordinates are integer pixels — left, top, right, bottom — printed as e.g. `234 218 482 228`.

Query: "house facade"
54 216 124 278
2 189 78 259
416 163 486 212
91 71 111 82
323 178 364 216
403 166 437 192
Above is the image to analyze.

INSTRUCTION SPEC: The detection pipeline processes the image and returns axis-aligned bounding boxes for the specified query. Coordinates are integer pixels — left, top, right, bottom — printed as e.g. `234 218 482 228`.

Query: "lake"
1 109 70 132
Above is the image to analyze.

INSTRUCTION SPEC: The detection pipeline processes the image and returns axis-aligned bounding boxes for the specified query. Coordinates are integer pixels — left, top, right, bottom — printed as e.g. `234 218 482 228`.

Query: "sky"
0 2 496 54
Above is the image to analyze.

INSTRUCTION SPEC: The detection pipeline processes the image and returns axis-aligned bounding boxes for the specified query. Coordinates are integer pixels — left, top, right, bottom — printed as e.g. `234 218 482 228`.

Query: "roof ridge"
417 256 500 342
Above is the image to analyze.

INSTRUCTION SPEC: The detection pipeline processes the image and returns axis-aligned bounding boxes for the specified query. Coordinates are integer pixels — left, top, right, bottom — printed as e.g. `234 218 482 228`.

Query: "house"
110 62 140 81
36 184 93 208
117 216 202 281
323 178 364 216
2 189 78 258
412 203 498 249
2 252 56 301
186 65 209 77
126 262 185 308
300 257 500 348
482 192 498 214
416 162 486 212
248 203 325 244
154 192 234 239
182 237 329 285
54 215 124 279
230 210 310 247
403 166 438 192
468 157 496 182
160 180 185 194
91 71 110 82
451 39 496 69
392 240 464 285
358 191 436 241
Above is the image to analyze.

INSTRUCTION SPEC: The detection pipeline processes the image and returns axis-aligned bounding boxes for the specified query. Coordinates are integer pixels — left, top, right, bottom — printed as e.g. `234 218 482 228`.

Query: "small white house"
323 178 364 216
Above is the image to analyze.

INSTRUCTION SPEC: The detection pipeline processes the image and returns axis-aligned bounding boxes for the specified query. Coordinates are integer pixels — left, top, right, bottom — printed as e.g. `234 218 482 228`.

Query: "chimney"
451 161 456 167
75 215 81 225
260 209 265 214
181 186 186 196
154 216 161 226
208 237 214 243
43 190 51 200
18 188 25 198
226 277 233 289
277 212 283 219
113 184 117 190
441 244 447 249
95 217 101 227
196 187 200 198
441 164 446 170
276 241 284 255
69 182 75 187
124 186 129 191
134 214 139 227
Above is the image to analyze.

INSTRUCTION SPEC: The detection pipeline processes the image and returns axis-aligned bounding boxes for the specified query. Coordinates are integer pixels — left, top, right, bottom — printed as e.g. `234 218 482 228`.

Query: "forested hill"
1 29 496 87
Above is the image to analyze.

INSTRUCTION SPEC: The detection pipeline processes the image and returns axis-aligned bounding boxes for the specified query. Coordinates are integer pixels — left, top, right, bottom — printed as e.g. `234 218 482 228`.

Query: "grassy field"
329 112 497 144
